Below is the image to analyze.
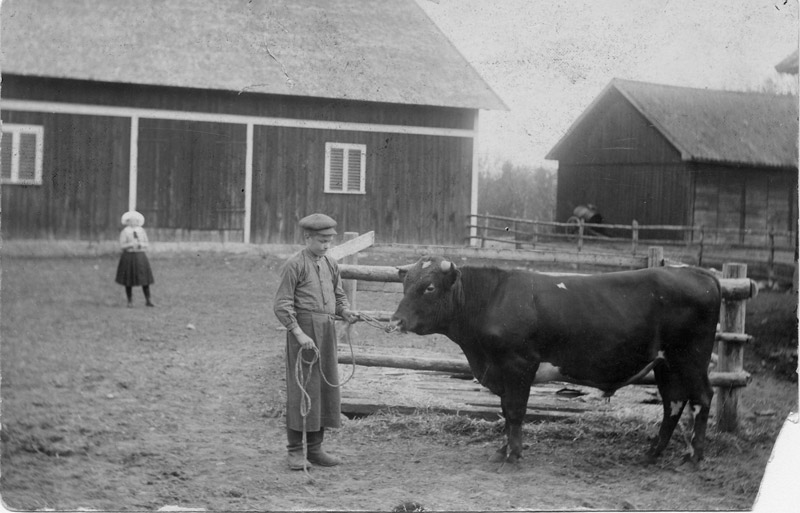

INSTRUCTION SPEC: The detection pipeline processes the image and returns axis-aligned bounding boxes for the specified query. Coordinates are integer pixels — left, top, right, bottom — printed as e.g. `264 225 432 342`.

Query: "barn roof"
775 49 799 75
0 0 506 111
547 79 798 168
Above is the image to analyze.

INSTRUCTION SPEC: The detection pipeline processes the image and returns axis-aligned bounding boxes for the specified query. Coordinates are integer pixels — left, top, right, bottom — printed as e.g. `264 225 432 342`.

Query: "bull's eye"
424 283 436 294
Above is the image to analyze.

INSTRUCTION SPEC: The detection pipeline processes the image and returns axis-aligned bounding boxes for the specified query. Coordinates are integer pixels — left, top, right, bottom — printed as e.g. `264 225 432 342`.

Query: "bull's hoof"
642 451 659 465
488 445 507 463
497 455 521 473
488 452 505 463
681 452 702 467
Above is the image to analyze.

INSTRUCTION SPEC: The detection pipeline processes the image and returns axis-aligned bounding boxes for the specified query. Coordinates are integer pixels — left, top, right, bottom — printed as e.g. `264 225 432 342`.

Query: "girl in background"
115 210 155 307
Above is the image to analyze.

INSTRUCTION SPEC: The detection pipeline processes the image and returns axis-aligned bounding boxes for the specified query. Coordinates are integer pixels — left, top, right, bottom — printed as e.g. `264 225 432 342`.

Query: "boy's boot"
306 429 341 467
286 428 311 471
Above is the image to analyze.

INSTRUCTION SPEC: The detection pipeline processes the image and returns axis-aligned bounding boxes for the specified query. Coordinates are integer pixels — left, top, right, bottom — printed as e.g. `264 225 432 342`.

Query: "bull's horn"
440 260 452 272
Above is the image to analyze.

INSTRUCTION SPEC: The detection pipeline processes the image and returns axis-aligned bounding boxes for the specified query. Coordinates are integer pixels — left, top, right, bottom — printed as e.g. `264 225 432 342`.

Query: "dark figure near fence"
273 213 358 471
389 256 721 468
569 204 607 237
115 210 155 307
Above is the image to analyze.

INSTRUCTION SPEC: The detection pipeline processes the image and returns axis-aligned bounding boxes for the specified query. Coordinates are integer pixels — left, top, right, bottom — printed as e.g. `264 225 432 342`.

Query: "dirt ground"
1 249 797 511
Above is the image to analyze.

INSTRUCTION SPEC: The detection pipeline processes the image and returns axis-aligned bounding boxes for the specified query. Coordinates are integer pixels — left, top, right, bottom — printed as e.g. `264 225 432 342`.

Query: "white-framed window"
1 124 44 185
324 142 366 194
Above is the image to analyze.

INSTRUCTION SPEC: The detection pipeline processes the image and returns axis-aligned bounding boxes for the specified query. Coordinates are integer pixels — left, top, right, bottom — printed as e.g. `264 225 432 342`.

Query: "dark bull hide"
389 256 721 466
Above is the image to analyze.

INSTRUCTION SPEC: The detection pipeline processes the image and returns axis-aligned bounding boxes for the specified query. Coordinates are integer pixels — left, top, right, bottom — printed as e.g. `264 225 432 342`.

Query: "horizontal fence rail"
467 213 796 283
467 213 795 252
339 263 757 301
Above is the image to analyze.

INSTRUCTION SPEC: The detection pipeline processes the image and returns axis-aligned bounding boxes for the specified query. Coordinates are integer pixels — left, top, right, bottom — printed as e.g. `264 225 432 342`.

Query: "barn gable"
547 79 798 168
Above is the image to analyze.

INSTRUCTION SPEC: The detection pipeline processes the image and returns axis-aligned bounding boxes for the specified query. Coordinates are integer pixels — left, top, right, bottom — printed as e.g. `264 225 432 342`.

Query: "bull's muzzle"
386 317 403 333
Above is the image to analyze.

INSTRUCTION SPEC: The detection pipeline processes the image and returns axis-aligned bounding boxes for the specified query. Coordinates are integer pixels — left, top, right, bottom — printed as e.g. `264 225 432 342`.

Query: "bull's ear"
440 259 460 288
396 264 413 281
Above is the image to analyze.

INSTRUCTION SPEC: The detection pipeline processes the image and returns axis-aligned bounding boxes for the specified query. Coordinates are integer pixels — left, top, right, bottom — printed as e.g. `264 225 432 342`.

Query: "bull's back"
460 266 719 387
536 266 719 382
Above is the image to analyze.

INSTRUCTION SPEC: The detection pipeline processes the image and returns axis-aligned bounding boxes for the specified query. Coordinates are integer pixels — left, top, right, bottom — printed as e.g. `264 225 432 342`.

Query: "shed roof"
0 0 506 111
775 49 799 75
547 79 798 168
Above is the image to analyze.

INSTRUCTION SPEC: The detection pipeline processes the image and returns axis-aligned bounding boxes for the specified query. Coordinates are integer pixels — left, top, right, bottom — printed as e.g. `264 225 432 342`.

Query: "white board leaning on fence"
328 231 375 261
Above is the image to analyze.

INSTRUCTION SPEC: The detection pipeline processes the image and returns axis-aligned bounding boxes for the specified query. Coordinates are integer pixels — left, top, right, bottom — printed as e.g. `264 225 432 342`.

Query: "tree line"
477 159 556 223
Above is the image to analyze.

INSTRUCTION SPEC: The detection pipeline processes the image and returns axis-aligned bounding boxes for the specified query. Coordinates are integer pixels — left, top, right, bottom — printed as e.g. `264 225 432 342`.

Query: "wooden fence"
467 213 795 281
332 232 757 431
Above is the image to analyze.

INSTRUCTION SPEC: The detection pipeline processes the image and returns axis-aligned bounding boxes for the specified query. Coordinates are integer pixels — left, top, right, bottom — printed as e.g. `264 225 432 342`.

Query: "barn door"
136 119 247 240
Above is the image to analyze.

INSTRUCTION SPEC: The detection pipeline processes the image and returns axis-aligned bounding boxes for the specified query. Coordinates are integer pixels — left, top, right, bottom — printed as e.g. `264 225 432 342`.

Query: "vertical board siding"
692 166 797 245
555 89 685 166
1 110 130 239
136 119 247 235
251 126 472 245
556 163 691 240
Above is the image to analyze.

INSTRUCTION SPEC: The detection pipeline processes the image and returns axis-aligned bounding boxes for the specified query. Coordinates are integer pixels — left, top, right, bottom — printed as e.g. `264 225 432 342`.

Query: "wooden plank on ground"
338 365 661 422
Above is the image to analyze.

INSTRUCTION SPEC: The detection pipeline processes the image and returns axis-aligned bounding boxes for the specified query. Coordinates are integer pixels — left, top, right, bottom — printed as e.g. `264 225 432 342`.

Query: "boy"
273 213 358 470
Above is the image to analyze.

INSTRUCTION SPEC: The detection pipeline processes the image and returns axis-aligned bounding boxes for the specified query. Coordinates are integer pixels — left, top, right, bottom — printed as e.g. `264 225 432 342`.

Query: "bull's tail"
601 350 666 398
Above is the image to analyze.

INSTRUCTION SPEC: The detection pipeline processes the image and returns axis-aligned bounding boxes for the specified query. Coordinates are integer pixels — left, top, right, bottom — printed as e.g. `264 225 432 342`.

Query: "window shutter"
346 148 362 192
18 133 37 182
328 147 344 192
1 135 11 181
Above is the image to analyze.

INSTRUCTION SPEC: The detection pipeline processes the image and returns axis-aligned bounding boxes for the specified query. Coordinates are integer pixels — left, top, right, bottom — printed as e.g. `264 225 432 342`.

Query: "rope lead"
291 311 393 481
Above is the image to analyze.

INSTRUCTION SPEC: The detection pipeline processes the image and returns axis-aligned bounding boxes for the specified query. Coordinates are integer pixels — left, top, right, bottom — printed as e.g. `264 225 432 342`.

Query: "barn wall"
1 110 130 240
554 89 690 239
251 126 473 244
136 119 248 242
2 76 475 130
556 163 693 239
2 75 477 244
692 164 797 246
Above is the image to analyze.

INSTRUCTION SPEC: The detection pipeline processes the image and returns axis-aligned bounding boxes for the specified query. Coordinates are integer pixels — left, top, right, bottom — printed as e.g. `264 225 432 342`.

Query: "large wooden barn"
0 0 505 245
546 79 798 245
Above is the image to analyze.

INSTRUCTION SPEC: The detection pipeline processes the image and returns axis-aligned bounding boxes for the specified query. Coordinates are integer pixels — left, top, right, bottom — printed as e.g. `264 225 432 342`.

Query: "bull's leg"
498 386 531 466
684 377 713 463
647 367 688 463
647 397 686 462
488 402 509 463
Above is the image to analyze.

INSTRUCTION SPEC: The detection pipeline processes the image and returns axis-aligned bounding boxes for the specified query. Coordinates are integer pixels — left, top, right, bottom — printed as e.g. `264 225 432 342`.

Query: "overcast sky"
416 0 799 170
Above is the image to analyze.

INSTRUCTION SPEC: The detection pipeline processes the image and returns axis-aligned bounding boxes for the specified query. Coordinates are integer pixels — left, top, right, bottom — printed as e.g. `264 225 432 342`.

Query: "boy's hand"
341 309 359 324
292 329 316 351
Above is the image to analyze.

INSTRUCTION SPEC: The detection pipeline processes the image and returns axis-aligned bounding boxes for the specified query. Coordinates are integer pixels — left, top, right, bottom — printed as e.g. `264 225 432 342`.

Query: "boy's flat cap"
299 213 337 235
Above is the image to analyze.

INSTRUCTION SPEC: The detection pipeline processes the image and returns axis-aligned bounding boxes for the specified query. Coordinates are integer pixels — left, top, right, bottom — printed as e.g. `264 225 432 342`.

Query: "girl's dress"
115 226 154 287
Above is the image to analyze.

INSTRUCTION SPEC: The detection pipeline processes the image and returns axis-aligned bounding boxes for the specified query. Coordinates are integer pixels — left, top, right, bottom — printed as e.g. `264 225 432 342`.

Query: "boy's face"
306 232 334 257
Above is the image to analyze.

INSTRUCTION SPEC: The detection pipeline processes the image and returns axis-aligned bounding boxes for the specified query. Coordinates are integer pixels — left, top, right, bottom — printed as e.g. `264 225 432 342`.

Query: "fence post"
577 219 584 252
698 226 705 267
632 220 639 255
716 262 748 432
342 232 358 346
768 227 775 287
647 246 664 268
482 213 489 248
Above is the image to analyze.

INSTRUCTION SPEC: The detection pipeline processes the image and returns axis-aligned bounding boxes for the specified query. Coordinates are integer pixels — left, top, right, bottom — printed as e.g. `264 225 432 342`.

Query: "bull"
389 256 720 467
